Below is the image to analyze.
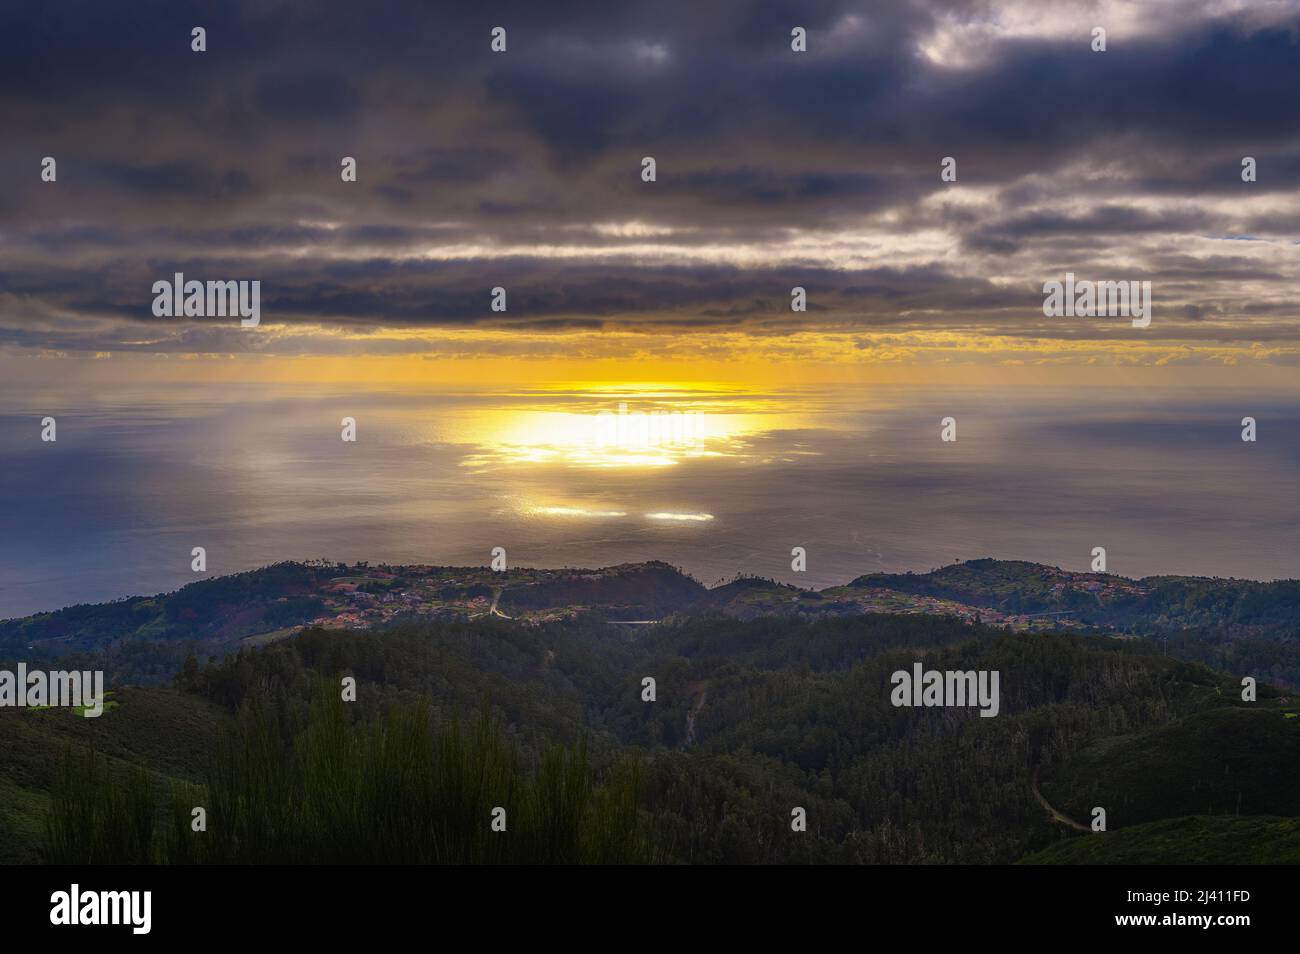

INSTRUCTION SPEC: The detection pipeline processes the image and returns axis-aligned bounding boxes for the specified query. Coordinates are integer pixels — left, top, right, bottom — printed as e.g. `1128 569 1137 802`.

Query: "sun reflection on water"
454 383 812 471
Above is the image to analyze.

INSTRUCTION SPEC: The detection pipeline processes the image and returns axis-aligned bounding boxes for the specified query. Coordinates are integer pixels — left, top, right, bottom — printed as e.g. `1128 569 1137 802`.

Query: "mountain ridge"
7 556 1300 645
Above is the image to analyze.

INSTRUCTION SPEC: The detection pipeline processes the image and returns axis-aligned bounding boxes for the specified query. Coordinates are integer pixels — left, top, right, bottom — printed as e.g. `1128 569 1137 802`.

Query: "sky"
2 0 1300 386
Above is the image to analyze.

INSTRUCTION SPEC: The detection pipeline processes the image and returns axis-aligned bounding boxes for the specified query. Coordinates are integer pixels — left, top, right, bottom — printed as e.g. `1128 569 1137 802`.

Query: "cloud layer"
4 0 1300 363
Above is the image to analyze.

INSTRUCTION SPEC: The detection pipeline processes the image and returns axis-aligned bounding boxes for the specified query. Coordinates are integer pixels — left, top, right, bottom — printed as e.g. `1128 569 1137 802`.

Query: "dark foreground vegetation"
43 693 646 864
3 612 1298 864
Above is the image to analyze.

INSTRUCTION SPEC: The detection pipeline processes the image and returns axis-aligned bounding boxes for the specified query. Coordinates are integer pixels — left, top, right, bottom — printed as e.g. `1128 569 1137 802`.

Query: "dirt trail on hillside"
685 685 708 746
1032 766 1091 832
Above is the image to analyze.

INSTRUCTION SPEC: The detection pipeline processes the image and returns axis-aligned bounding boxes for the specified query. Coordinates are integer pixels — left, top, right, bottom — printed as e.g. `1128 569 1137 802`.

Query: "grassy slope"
1019 816 1300 864
0 686 227 863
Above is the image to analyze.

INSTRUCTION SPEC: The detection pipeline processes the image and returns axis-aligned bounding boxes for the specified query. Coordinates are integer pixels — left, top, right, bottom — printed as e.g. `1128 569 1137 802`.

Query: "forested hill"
847 558 1300 633
7 558 1300 645
4 612 1297 864
4 557 1300 687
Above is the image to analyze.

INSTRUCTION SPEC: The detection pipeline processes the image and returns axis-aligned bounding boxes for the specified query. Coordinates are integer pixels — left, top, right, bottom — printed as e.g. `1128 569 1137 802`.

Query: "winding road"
489 590 513 620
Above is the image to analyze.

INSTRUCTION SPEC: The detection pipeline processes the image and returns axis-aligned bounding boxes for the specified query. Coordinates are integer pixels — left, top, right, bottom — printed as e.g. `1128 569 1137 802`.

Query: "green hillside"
7 558 1300 691
0 561 335 651
497 561 705 618
850 559 1300 635
1019 816 1300 864
4 608 1294 864
0 687 228 863
1039 706 1300 827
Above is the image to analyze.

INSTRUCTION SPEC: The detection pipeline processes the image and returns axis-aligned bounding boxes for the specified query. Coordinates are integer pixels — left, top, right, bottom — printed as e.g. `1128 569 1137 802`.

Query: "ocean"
2 381 1297 618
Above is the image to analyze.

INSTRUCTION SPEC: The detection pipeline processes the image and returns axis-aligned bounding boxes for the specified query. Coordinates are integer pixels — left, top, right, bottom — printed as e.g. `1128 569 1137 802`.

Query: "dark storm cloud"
3 0 1300 353
94 160 257 202
1 256 1017 328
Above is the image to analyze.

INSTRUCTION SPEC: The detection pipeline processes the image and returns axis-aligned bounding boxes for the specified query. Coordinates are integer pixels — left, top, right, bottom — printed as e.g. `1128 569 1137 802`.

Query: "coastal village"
289 561 1153 635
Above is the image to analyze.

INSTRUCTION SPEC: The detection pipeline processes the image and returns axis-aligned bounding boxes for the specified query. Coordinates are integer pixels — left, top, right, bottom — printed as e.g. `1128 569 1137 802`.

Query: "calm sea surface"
2 382 1297 618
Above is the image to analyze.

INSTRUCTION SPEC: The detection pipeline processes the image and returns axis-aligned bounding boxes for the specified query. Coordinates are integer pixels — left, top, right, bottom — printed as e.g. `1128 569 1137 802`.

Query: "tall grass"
43 684 650 864
44 746 155 864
